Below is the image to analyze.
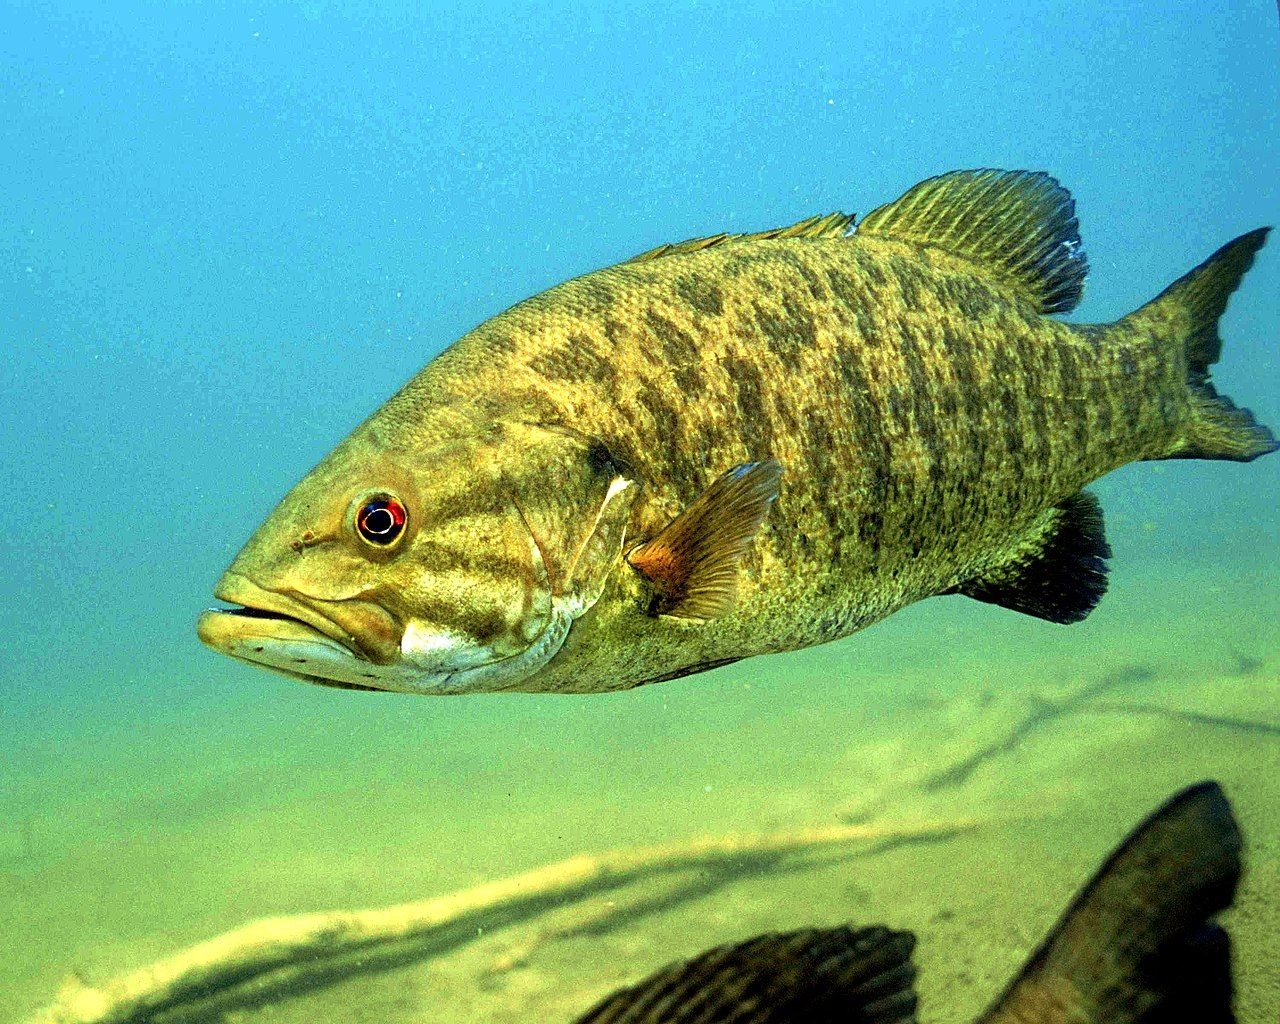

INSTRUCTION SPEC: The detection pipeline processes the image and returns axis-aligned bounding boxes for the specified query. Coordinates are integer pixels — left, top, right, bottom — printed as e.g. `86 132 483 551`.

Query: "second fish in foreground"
572 781 1241 1023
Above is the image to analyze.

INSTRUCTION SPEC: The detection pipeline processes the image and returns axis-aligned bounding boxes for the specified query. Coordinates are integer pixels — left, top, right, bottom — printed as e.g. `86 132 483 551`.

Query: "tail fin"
979 781 1242 1024
1123 228 1276 462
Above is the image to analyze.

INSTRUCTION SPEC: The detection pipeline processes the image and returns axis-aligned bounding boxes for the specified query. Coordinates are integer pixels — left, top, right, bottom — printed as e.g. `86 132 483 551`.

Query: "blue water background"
0 4 1276 1005
3 1 1276 717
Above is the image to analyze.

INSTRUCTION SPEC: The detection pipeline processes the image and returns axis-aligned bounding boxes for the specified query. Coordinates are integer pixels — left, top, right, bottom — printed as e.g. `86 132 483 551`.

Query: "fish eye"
356 495 408 547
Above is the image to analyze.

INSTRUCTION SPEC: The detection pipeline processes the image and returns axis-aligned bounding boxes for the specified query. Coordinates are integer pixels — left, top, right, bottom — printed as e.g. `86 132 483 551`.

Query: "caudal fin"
1124 228 1277 462
979 781 1242 1024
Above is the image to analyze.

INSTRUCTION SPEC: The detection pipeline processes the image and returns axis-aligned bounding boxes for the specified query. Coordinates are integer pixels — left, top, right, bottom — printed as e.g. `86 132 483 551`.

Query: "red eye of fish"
356 496 407 546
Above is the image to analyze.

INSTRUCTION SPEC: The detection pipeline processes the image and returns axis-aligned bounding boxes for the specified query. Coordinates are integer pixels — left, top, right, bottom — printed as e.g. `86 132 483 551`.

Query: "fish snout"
203 569 399 662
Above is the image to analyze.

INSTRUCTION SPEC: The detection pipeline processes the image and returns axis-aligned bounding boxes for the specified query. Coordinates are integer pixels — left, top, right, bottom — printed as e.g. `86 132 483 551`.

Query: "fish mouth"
210 572 363 646
196 608 388 691
197 573 391 690
197 572 575 695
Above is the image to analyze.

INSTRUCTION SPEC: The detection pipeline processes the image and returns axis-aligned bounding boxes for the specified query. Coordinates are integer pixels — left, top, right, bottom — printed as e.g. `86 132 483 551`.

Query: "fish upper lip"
211 572 367 658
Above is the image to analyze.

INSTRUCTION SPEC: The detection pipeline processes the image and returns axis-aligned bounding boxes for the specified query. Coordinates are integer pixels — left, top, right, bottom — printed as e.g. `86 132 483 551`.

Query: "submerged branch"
1088 701 1280 737
919 663 1158 792
26 818 976 1024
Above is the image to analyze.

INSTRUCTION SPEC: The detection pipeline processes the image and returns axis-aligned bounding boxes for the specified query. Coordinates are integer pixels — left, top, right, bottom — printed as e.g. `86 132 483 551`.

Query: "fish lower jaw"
196 601 575 696
196 606 390 687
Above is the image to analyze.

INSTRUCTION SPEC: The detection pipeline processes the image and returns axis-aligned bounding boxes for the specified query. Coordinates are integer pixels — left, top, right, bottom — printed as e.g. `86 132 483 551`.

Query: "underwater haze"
2 1 1278 1022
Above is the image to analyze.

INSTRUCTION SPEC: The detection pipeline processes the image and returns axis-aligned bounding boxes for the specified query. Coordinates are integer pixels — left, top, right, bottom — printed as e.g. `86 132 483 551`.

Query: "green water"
5 537 1277 1021
3 2 1277 1021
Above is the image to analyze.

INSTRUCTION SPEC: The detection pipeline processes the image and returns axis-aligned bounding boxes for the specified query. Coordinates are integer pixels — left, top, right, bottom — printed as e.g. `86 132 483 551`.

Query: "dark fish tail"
1124 228 1277 462
978 781 1242 1024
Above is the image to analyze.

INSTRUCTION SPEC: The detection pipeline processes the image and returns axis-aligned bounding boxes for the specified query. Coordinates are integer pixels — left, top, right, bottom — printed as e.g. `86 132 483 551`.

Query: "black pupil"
359 499 404 544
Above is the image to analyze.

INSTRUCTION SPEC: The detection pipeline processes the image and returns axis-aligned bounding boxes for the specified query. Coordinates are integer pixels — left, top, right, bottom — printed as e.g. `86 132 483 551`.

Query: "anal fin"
948 491 1111 624
626 461 782 621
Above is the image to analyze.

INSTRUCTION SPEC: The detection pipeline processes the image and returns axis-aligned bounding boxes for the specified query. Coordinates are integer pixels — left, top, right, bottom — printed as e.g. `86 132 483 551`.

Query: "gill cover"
499 423 639 619
386 421 641 691
395 423 640 692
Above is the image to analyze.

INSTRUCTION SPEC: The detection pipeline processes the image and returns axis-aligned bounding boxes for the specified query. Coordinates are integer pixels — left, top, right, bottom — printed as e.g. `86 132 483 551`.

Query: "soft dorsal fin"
573 925 919 1024
627 211 854 264
626 460 782 621
857 169 1088 314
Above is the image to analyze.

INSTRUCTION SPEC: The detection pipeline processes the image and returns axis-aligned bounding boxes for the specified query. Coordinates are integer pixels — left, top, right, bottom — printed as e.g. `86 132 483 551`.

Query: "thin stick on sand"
27 818 974 1024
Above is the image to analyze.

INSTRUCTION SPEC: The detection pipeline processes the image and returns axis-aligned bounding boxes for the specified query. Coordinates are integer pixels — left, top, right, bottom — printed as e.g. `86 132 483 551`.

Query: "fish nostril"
290 530 318 553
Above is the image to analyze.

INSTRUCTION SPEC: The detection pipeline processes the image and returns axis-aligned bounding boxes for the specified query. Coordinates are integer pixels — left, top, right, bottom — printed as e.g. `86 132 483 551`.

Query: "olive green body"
363 235 1180 692
198 171 1271 695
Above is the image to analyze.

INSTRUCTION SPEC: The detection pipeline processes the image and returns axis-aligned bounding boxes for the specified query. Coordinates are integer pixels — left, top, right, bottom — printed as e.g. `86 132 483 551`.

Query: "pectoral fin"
627 460 782 622
948 491 1111 624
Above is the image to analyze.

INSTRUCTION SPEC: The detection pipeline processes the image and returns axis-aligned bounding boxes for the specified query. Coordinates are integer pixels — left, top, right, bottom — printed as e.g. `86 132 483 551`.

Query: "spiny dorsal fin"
978 781 1241 1024
626 460 782 621
857 169 1088 314
627 212 855 264
947 491 1110 624
573 925 919 1024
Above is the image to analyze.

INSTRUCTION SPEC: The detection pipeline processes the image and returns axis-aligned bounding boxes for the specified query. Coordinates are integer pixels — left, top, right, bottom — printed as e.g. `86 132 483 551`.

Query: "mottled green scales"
199 169 1275 695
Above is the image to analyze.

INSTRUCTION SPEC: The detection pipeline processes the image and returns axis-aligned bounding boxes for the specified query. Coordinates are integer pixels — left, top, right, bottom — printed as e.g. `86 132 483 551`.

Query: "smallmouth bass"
197 169 1276 694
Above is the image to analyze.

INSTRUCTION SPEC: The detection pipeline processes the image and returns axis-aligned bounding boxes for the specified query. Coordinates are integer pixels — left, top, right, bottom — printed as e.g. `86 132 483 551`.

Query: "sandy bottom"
2 559 1277 1023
